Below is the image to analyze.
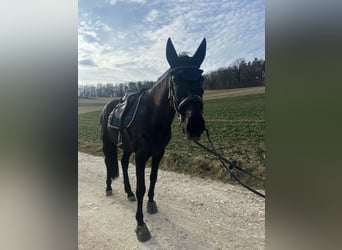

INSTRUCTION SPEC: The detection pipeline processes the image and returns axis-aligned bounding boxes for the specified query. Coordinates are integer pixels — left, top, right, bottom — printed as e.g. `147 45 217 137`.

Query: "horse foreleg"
134 151 151 242
147 149 164 214
121 151 136 201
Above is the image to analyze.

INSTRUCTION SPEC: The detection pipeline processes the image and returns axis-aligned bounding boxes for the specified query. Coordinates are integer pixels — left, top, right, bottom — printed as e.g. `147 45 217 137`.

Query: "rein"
164 66 265 198
194 128 266 199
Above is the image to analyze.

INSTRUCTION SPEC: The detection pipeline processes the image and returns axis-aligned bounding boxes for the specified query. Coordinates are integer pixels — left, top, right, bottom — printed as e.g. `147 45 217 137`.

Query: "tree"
202 58 265 90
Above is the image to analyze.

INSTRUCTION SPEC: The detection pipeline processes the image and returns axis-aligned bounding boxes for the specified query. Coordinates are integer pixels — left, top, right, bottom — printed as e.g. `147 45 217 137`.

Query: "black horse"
100 38 206 242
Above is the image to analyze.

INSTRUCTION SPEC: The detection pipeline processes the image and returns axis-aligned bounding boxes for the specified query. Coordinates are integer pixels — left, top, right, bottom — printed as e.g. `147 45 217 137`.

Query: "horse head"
166 38 206 141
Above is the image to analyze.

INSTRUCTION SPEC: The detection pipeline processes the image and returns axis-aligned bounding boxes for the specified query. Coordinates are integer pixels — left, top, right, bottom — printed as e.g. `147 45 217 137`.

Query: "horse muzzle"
178 95 205 141
183 113 205 141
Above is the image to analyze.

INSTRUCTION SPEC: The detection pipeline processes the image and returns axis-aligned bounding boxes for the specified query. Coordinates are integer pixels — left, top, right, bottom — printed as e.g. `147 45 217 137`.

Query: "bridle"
167 66 204 117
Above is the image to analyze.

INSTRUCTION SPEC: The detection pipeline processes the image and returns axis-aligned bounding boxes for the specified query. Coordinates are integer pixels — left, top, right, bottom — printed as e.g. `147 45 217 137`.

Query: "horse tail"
100 100 120 179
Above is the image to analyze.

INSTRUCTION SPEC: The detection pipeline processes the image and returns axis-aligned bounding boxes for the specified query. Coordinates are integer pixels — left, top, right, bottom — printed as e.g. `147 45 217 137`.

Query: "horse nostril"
186 114 205 135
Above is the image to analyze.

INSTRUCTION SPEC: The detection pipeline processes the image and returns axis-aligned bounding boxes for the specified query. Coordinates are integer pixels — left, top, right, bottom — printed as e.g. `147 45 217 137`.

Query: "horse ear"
166 38 179 68
192 38 206 67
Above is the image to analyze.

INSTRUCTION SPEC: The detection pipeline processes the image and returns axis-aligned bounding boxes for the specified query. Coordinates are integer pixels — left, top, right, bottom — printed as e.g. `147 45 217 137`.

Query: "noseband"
167 66 204 116
177 94 203 112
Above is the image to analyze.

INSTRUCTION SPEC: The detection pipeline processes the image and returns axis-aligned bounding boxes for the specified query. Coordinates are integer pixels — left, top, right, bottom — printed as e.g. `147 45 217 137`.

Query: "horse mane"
156 69 171 83
178 52 190 57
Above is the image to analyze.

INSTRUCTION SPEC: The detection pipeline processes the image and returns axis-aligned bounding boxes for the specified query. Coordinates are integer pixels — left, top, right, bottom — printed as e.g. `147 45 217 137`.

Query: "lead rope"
194 128 265 199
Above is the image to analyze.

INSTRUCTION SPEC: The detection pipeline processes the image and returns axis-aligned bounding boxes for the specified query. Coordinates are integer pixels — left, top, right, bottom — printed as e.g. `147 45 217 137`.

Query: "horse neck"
147 75 175 126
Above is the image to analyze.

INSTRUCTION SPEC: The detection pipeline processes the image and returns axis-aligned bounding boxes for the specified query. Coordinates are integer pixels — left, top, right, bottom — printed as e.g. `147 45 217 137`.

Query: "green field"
78 87 265 189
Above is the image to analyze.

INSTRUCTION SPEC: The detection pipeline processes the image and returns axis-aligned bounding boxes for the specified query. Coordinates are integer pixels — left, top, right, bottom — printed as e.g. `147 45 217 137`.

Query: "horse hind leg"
121 151 136 202
147 149 164 214
102 138 119 196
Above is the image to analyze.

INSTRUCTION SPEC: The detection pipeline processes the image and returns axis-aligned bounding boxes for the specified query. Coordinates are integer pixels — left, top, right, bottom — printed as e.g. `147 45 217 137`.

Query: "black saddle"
108 91 137 129
107 89 146 147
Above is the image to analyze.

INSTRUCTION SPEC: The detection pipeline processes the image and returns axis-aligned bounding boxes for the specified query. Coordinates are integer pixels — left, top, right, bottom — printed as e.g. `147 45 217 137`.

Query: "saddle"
108 89 146 148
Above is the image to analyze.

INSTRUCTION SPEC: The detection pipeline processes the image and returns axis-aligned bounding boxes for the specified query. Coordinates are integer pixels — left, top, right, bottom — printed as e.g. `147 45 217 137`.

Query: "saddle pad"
108 91 144 129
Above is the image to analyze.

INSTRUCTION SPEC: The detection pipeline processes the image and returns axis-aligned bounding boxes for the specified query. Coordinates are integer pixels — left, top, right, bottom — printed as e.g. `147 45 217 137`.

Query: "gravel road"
78 152 265 250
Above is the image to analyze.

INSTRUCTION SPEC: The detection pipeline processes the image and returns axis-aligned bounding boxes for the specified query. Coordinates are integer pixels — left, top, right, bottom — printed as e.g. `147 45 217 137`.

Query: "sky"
78 0 265 86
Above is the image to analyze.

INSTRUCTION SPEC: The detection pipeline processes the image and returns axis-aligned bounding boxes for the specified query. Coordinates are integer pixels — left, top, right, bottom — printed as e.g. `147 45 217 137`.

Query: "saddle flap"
108 90 145 129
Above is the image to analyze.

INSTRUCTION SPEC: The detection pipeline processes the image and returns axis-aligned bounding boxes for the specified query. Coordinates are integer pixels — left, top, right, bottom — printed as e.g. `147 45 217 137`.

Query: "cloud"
106 0 146 6
145 9 159 23
107 0 118 5
79 0 265 85
79 58 97 67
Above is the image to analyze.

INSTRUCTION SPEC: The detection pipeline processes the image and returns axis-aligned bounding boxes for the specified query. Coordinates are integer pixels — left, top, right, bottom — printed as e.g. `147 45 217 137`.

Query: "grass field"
78 87 265 188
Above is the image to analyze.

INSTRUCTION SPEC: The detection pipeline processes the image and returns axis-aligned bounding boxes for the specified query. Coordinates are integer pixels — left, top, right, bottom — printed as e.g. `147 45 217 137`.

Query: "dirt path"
78 152 265 250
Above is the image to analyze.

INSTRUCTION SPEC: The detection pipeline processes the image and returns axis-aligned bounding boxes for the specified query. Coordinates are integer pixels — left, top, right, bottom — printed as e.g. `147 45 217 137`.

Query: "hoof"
147 201 158 214
135 224 151 242
106 190 113 196
127 195 136 202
